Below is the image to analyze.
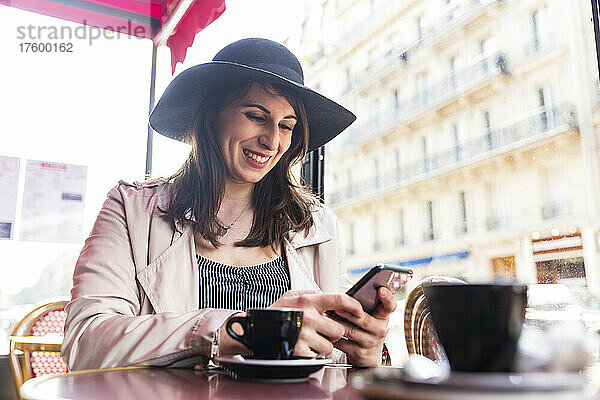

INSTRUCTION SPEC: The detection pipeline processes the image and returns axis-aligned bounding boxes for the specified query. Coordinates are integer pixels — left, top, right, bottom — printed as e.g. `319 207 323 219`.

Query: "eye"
245 113 265 122
280 123 294 131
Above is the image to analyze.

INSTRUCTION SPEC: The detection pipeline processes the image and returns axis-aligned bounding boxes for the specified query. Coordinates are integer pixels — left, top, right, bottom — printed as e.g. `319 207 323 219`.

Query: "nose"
258 122 280 152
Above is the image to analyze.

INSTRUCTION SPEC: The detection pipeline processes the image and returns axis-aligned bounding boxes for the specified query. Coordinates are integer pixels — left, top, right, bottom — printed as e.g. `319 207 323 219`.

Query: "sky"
0 0 308 298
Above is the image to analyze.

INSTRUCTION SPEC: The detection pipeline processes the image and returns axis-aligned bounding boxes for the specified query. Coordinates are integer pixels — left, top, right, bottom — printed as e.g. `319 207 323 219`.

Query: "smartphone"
326 264 413 322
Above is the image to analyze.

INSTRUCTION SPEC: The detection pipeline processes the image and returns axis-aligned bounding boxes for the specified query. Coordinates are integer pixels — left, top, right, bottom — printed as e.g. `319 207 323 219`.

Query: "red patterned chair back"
9 297 70 387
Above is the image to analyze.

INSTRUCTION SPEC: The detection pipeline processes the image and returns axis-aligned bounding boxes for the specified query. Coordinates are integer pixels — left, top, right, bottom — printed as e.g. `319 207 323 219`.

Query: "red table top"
20 365 363 400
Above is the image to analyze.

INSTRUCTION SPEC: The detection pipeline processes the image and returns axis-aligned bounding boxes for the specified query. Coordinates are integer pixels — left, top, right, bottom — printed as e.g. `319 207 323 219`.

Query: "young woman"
62 38 396 370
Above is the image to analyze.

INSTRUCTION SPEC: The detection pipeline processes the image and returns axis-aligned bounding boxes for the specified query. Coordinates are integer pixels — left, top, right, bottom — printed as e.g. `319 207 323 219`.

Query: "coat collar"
155 181 332 248
287 210 333 249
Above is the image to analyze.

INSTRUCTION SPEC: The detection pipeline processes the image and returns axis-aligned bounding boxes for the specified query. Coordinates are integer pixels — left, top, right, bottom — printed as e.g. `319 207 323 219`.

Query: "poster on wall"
20 160 87 243
0 156 20 240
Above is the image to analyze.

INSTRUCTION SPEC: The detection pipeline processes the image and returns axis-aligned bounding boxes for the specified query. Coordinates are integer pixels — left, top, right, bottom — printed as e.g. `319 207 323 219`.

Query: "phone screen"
326 264 413 321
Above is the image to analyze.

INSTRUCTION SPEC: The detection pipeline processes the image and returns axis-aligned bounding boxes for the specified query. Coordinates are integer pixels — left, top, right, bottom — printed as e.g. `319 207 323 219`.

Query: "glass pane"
0 11 153 353
292 0 600 366
0 0 306 356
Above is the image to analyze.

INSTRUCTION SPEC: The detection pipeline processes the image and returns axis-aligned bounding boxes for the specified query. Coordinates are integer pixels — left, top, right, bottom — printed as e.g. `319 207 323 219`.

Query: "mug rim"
425 283 528 290
246 307 303 313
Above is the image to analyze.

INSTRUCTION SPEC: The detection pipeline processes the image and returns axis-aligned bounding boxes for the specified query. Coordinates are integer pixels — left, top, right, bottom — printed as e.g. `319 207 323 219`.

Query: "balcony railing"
542 201 571 220
455 219 473 235
487 215 510 230
394 236 406 247
337 0 502 62
423 228 439 242
341 0 504 94
330 104 578 205
344 52 509 145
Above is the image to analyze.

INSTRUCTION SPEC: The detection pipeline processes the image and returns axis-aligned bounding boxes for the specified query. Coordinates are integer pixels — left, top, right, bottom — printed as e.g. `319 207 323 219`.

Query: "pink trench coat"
62 178 351 370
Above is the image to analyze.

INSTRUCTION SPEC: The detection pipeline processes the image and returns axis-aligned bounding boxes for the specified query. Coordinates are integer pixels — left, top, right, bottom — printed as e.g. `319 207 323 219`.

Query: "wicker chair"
9 297 70 388
404 277 466 362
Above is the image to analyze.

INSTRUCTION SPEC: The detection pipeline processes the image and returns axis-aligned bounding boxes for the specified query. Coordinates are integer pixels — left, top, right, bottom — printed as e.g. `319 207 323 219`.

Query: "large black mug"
423 284 528 372
225 308 303 360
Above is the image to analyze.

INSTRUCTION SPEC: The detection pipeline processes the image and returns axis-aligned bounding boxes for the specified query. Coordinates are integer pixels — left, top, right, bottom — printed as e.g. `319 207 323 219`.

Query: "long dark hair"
160 79 316 250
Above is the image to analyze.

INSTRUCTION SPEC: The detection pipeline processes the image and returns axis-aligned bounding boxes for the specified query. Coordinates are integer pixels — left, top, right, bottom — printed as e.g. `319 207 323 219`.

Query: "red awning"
1 0 226 72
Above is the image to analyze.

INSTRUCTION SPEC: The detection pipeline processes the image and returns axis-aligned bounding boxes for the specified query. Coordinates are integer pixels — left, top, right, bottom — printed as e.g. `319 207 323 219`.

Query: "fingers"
340 319 387 349
293 342 318 358
312 313 345 342
294 317 339 358
371 287 397 319
304 329 335 356
313 293 364 317
334 338 381 367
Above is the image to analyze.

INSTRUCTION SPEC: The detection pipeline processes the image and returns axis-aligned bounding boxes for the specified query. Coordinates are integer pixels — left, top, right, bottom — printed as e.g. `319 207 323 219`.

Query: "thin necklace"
216 201 250 237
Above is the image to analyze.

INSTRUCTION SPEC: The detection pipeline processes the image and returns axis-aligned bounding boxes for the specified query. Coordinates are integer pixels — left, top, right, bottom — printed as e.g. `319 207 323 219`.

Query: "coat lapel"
285 214 333 292
136 223 198 314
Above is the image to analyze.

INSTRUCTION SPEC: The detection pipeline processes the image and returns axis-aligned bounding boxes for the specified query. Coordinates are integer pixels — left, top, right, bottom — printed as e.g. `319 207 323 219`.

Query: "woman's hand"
333 287 397 367
270 290 363 358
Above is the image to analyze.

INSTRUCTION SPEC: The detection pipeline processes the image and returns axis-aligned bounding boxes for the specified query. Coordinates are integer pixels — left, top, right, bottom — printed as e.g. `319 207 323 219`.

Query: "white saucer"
214 355 332 381
353 367 589 400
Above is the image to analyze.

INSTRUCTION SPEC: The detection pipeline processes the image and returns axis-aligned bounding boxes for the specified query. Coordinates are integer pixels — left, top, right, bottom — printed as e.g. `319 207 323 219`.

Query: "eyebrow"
241 103 297 120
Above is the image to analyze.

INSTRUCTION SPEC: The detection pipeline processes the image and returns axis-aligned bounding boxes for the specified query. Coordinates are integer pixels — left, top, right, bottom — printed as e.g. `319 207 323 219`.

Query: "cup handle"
226 316 250 349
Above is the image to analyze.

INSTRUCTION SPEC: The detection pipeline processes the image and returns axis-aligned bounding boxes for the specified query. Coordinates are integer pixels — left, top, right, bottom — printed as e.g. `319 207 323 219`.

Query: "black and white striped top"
197 253 290 310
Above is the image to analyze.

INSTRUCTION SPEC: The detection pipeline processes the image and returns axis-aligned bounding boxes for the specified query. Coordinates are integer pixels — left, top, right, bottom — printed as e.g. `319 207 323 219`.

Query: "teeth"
244 149 270 163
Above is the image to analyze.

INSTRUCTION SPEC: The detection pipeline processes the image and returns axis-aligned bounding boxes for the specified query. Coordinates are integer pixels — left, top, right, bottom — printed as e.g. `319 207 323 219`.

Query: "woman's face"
215 83 297 185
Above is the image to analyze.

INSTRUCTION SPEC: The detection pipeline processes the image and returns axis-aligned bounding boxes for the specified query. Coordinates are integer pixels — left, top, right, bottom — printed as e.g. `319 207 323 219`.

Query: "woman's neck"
222 180 253 203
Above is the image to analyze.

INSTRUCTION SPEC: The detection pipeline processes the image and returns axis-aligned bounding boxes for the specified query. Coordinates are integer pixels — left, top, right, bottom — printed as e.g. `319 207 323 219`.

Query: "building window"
422 136 429 172
372 97 381 129
396 209 405 247
488 182 509 230
543 167 570 219
373 216 383 251
422 134 434 172
536 258 586 285
537 86 551 132
424 200 436 241
453 122 465 161
345 67 352 89
449 56 458 90
416 16 424 40
491 256 516 282
394 147 402 182
416 72 429 105
393 88 401 110
479 37 494 75
345 169 353 199
457 191 468 235
347 222 355 256
531 8 549 52
373 158 381 189
483 111 493 150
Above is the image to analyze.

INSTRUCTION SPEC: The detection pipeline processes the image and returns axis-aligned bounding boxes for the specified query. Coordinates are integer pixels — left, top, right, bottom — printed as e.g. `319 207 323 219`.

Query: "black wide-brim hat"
149 38 356 152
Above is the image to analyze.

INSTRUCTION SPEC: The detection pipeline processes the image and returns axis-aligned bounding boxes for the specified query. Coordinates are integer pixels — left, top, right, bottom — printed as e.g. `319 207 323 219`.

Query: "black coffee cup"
225 308 303 360
423 284 527 372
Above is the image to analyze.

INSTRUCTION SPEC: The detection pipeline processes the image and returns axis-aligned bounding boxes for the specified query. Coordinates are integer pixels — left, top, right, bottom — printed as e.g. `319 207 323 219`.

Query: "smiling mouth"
243 149 272 164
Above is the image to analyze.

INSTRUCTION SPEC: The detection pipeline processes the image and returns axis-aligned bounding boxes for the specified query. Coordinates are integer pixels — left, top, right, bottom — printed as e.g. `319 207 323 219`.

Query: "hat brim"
149 61 356 152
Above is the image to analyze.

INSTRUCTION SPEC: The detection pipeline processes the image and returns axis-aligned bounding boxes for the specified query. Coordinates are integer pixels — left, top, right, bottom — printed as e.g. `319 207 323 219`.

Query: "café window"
296 0 600 367
536 258 587 286
6 0 600 372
